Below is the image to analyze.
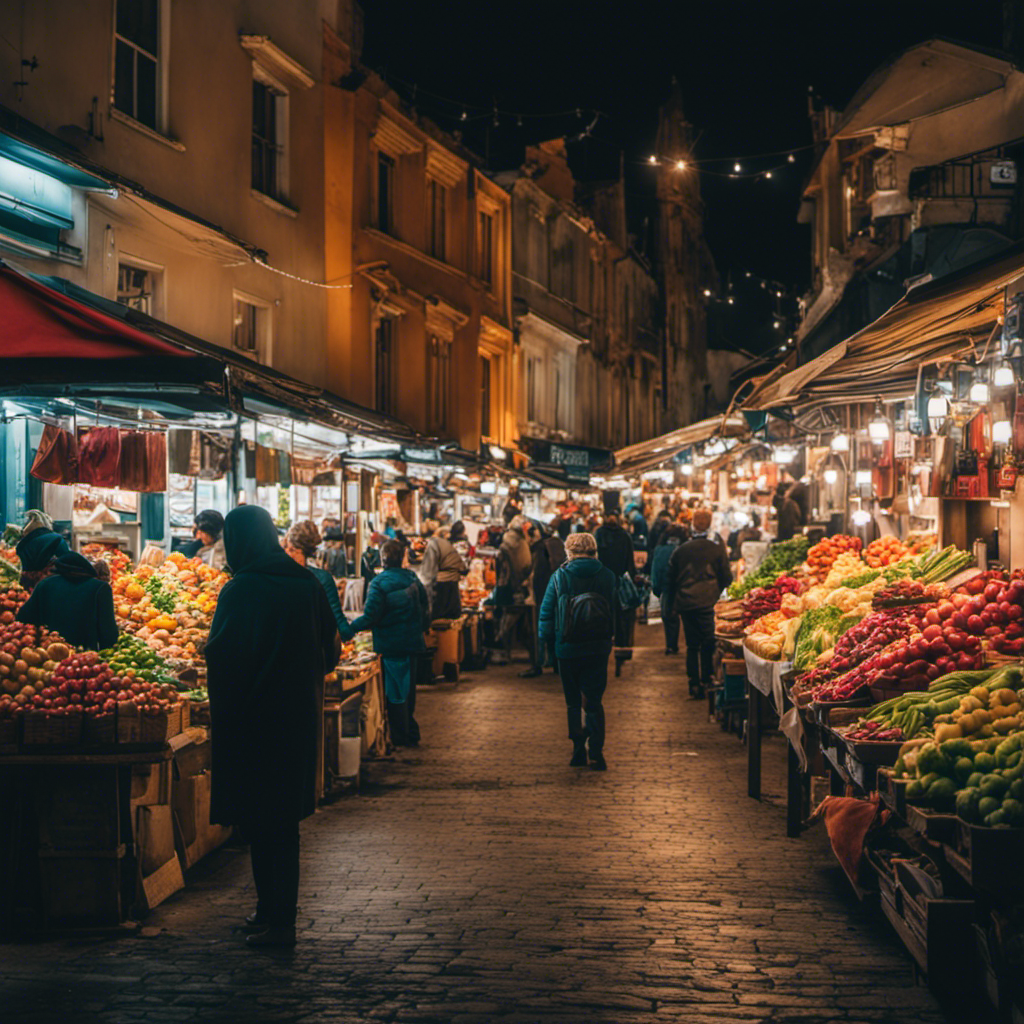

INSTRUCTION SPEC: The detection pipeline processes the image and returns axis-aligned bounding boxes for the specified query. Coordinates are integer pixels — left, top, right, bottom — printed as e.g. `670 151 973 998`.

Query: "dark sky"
362 1 1008 348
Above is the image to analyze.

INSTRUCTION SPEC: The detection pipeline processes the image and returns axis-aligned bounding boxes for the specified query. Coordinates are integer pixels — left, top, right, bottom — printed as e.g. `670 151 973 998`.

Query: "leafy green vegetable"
728 536 809 599
839 569 881 589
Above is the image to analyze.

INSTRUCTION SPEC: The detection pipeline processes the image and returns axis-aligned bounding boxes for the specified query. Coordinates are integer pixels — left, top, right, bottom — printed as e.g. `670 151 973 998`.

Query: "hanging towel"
277 449 292 486
143 431 167 493
243 440 257 480
255 443 277 486
30 424 79 485
77 427 122 488
118 431 149 492
167 429 200 476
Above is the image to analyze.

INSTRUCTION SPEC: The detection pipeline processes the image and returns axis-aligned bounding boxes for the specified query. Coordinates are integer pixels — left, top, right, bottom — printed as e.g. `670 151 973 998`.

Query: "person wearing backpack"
538 531 617 771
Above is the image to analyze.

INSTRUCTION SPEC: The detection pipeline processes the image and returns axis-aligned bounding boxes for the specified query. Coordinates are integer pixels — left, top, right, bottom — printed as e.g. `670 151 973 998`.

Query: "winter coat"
647 516 672 556
529 534 566 605
310 565 347 637
595 523 635 579
495 527 531 606
205 506 338 828
650 537 681 598
538 556 617 659
418 535 466 587
361 547 381 589
17 553 118 650
664 534 733 614
342 567 429 656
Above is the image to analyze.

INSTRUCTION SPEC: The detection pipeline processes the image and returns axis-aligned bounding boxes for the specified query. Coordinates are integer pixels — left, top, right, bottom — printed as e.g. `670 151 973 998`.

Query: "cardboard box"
130 760 171 806
172 771 231 868
136 804 176 876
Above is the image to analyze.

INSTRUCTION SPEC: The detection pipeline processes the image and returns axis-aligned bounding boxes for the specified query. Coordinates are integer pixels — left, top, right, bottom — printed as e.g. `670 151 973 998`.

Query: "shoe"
244 912 266 931
589 754 607 771
246 926 297 948
664 648 678 656
570 748 589 767
518 667 543 678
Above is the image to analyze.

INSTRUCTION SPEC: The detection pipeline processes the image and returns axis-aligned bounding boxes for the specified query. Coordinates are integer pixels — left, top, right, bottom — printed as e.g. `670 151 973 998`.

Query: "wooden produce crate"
905 804 958 843
187 699 209 726
81 711 116 747
117 702 183 745
0 716 18 753
877 768 909 818
842 734 904 767
812 697 871 730
22 709 82 748
945 819 1024 897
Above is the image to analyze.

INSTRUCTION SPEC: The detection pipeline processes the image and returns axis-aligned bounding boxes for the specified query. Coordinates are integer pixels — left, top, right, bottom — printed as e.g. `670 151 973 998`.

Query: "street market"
9 3 1024 1022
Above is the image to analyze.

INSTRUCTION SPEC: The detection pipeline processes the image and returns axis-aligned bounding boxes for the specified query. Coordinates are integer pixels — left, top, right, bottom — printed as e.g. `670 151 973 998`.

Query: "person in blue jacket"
538 532 617 771
340 539 429 746
650 524 688 655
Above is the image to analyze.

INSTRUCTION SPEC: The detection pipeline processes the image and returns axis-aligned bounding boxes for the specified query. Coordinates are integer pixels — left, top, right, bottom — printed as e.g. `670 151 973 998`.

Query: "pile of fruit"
805 535 862 579
873 579 949 609
98 634 176 685
865 536 909 567
0 623 68 705
741 575 803 627
80 543 132 580
0 584 27 624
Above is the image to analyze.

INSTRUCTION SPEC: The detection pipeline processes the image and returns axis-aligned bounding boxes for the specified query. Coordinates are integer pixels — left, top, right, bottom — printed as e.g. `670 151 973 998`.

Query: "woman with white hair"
537 531 617 771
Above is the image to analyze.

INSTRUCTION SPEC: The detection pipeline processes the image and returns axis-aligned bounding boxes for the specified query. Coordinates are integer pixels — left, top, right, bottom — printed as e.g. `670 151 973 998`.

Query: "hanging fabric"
29 424 79 485
143 431 168 493
277 448 293 486
77 427 122 487
291 457 318 486
167 429 200 476
118 431 149 492
196 431 233 480
255 443 277 486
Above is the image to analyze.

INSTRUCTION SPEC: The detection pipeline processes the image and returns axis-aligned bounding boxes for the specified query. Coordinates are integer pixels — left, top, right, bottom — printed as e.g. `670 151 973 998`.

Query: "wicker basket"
22 708 82 747
81 710 116 746
139 702 183 744
0 717 18 749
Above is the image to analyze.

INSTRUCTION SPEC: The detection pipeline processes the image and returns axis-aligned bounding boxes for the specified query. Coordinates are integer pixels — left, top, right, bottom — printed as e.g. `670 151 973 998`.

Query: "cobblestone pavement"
3 625 951 1024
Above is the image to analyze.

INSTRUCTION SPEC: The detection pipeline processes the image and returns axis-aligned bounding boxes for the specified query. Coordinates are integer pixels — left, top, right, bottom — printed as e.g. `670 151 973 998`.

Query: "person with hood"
17 551 118 650
191 509 227 569
520 521 567 677
538 532 616 770
15 509 70 591
340 539 429 747
595 511 637 671
284 520 347 636
647 510 672 557
651 524 687 655
205 506 339 949
418 523 467 622
664 508 732 699
493 515 532 661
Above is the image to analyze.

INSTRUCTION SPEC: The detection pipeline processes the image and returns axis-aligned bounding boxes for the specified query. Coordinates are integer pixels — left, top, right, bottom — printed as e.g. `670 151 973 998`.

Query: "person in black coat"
17 552 118 650
647 510 672 557
15 510 70 591
664 508 732 698
595 512 636 665
205 505 339 948
520 525 566 677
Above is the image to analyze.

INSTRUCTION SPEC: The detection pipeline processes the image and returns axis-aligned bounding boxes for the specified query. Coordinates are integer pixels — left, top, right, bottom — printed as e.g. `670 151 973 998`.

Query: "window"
477 210 494 285
117 263 158 316
374 317 395 415
252 75 287 199
526 356 538 422
427 335 451 433
480 355 492 438
554 367 562 432
428 180 447 261
233 294 271 363
377 153 394 233
113 0 160 129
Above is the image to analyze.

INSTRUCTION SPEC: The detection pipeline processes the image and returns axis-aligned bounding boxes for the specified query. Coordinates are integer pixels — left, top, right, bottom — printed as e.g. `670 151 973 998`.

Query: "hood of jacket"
223 505 307 579
563 556 606 578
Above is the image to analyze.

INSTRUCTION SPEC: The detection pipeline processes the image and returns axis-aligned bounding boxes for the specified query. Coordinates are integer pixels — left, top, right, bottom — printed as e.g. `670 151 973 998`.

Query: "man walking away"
538 532 616 770
520 523 566 677
664 508 732 699
595 510 637 674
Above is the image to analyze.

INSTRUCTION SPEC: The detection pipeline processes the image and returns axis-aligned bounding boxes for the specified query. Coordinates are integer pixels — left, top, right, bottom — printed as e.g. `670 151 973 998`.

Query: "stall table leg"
747 685 762 800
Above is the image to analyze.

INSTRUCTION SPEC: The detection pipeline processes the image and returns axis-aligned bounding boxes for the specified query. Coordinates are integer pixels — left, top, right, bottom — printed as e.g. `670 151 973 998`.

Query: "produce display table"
327 656 387 759
0 747 174 933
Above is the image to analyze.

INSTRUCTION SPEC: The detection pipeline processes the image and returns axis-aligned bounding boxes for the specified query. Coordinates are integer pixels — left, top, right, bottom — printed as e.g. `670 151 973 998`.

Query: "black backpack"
559 569 612 645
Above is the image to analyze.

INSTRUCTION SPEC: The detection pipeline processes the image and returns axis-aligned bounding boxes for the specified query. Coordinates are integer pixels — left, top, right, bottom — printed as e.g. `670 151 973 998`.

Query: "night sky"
362 1 1008 351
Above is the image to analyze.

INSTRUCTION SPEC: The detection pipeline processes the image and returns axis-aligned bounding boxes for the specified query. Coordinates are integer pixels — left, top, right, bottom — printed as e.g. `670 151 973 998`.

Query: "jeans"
680 607 716 692
560 652 609 756
388 661 420 747
662 607 680 652
249 823 300 928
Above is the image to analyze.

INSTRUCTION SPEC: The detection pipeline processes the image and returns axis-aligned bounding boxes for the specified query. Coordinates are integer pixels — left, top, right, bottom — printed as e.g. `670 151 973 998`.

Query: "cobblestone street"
3 624 948 1024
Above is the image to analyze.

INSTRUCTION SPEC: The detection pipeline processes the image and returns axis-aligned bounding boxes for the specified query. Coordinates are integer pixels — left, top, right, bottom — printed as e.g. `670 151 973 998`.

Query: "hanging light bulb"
970 379 990 403
787 153 796 163
851 509 872 526
703 288 712 297
648 155 658 165
823 468 838 485
733 162 742 172
855 470 872 486
868 400 890 442
995 362 1015 388
727 297 734 305
765 171 773 179
460 109 468 122
994 420 1013 444
675 159 686 170
927 392 949 435
831 433 850 452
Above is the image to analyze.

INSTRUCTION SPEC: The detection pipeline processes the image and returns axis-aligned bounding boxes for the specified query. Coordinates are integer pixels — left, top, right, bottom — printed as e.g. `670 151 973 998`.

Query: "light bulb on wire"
675 159 686 170
648 155 658 165
733 162 742 173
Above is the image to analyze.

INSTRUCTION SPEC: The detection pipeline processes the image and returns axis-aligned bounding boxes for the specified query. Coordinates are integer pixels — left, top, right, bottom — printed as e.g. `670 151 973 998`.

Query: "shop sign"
549 445 590 481
991 161 1017 187
894 431 913 459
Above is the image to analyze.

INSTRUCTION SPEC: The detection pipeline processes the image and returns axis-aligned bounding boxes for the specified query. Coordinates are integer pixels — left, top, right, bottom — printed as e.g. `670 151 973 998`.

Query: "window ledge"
250 189 298 218
363 227 467 280
110 107 186 152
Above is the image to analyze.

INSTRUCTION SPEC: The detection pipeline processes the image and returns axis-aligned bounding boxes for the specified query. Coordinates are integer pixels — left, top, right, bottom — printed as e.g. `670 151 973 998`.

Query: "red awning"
0 264 191 359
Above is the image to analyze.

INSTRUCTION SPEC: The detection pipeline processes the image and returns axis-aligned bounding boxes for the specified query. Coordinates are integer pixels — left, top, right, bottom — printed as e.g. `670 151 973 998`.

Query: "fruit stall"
711 523 1024 1009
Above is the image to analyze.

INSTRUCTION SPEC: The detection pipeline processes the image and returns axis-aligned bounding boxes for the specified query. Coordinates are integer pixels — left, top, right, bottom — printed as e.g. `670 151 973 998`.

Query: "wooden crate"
81 711 116 747
945 820 1024 896
38 850 126 926
877 769 908 818
22 709 82 748
35 769 121 852
118 702 183 745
